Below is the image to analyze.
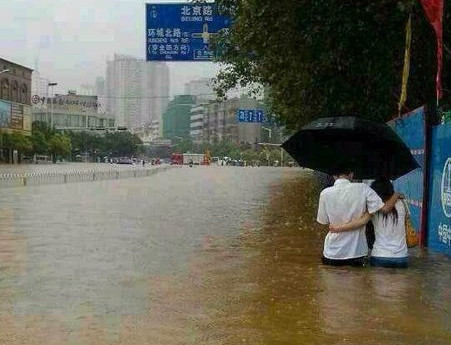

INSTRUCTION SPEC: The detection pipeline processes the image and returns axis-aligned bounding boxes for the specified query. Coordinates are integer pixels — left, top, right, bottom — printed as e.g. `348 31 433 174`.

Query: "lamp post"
48 82 57 128
257 142 284 167
262 126 272 140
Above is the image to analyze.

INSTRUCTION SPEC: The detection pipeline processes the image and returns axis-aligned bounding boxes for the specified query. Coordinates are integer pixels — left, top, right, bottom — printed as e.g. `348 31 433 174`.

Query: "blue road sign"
237 109 265 123
146 3 231 61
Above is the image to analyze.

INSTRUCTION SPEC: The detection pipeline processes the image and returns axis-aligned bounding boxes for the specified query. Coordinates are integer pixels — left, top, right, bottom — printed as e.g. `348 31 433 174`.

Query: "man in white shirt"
316 170 400 266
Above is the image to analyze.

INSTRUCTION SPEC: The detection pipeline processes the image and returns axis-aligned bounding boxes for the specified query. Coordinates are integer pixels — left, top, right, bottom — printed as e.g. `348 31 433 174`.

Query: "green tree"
173 137 194 153
241 148 260 163
0 131 32 162
103 132 142 157
32 121 55 140
30 130 49 154
215 0 450 129
6 132 32 154
49 133 72 162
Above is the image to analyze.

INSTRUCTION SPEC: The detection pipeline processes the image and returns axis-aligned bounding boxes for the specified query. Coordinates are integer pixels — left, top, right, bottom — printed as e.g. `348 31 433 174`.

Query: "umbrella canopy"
282 116 419 180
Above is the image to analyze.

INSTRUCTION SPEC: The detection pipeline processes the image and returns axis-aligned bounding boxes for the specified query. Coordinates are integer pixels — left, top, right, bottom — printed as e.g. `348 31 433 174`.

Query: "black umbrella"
281 116 419 180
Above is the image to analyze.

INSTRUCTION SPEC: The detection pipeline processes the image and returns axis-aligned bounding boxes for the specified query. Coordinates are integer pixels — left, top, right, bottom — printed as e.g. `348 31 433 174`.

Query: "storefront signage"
0 100 11 128
10 103 23 129
31 95 101 108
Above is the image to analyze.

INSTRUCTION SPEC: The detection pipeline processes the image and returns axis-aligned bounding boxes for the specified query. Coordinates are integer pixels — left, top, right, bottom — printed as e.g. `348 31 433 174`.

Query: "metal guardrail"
0 166 172 188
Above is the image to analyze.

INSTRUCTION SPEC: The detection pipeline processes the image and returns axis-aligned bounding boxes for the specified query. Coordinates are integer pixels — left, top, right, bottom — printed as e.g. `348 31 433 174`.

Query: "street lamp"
257 142 284 167
48 82 57 128
262 126 272 140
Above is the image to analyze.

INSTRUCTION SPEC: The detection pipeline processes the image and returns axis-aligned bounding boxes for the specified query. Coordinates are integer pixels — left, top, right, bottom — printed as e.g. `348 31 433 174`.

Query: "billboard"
11 103 24 129
388 107 425 232
427 123 451 254
0 100 11 128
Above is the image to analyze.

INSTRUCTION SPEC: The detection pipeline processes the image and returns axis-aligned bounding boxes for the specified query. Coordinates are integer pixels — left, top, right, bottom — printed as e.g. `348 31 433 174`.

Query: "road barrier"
0 166 172 188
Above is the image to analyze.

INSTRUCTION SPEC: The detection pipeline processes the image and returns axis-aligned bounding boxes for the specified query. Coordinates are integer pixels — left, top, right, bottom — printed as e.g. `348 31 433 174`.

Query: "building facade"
162 95 195 140
0 57 33 162
31 70 49 99
184 78 215 103
202 96 263 145
105 54 169 133
189 103 206 143
32 91 114 131
134 119 161 144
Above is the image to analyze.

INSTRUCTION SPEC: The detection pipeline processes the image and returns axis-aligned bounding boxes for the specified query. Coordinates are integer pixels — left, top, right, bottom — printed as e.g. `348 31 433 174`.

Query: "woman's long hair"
370 178 398 225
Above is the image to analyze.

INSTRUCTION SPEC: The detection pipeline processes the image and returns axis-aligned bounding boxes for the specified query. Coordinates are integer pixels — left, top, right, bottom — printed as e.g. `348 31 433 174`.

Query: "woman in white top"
330 178 409 268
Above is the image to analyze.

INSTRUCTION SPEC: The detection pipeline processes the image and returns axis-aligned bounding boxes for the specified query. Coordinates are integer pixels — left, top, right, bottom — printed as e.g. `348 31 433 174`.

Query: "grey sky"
0 0 219 96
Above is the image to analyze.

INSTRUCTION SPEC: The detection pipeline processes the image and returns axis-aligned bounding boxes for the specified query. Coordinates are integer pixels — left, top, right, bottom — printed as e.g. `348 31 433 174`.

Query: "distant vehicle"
171 153 183 165
21 156 33 163
35 155 52 164
117 157 133 164
183 153 204 165
212 157 219 163
160 158 172 164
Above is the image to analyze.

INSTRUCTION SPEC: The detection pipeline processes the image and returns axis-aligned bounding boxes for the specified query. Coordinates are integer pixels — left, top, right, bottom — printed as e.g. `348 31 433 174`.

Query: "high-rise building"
78 84 96 96
31 70 49 99
184 77 215 102
162 95 195 140
105 54 169 132
202 95 263 145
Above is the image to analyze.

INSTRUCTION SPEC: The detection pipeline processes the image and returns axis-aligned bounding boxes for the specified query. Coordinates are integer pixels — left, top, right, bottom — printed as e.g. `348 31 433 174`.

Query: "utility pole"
48 82 57 128
257 142 284 167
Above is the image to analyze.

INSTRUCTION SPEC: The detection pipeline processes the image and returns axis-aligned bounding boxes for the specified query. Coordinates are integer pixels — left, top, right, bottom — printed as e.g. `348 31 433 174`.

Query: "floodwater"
0 166 450 344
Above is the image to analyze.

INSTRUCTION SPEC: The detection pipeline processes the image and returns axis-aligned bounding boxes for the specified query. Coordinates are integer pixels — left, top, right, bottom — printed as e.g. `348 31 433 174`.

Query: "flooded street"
0 166 450 344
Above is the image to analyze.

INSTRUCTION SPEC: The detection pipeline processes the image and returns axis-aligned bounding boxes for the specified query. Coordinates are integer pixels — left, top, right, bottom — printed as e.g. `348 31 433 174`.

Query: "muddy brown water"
0 166 450 344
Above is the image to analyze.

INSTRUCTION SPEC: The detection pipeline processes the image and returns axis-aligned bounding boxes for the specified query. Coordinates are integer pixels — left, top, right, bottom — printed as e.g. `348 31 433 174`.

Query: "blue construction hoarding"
388 107 425 232
427 123 451 254
146 3 231 61
388 106 451 255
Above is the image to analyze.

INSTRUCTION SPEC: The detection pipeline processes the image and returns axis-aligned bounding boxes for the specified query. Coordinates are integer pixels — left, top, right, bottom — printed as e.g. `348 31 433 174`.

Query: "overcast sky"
0 0 219 96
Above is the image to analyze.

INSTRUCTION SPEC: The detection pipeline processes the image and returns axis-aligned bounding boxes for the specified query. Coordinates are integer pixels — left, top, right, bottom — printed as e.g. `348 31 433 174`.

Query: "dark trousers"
322 256 366 267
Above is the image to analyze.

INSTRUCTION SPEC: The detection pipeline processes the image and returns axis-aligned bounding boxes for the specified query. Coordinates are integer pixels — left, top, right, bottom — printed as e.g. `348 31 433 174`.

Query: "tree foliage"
1 131 32 154
214 0 450 129
103 132 143 156
31 131 48 154
49 133 72 160
67 130 143 158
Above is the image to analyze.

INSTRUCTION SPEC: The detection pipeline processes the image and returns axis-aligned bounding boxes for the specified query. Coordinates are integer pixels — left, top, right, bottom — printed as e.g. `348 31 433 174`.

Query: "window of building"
12 80 19 102
1 78 9 100
21 84 28 103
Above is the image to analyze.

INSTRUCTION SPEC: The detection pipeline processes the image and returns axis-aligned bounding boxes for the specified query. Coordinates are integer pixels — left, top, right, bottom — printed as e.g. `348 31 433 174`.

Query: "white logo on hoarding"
442 158 451 218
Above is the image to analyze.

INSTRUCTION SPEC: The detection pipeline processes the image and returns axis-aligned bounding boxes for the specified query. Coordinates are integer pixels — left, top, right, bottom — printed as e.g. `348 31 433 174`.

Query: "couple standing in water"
317 169 409 268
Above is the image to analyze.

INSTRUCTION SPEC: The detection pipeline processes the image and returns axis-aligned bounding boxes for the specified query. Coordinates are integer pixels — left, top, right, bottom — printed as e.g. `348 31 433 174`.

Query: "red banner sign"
419 0 444 101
